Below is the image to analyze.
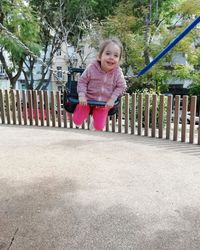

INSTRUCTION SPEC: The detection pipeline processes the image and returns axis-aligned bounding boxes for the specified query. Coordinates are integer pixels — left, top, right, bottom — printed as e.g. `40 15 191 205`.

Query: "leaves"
178 0 200 15
0 0 41 88
97 0 200 94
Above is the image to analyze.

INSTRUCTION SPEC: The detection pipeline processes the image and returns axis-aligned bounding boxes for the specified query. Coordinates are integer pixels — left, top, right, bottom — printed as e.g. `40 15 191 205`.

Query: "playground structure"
1 16 200 250
0 16 200 146
63 67 120 116
61 16 200 117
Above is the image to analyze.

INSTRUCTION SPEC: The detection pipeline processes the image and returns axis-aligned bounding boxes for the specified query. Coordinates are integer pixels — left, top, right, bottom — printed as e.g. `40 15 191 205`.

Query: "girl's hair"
98 38 123 60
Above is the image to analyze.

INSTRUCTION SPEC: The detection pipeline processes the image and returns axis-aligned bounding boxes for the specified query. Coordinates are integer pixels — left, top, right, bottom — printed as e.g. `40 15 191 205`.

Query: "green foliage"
0 0 41 87
178 0 200 15
1 0 200 92
29 0 120 46
97 0 200 95
189 76 200 96
189 75 200 114
15 0 122 90
1 0 40 47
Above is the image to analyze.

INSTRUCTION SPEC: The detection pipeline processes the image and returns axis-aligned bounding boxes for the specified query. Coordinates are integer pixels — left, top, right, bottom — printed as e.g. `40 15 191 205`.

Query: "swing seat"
63 67 120 116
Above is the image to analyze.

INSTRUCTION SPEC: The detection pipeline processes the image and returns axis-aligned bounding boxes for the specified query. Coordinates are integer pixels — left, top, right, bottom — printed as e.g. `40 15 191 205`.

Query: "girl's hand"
106 98 115 108
79 96 87 105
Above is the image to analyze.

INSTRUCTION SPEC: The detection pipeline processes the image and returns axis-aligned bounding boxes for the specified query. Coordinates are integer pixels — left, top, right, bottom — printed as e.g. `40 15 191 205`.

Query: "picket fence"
0 89 199 145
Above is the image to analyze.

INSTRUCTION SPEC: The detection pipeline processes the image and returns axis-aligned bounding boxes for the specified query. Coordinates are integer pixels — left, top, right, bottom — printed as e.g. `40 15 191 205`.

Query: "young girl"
72 38 126 131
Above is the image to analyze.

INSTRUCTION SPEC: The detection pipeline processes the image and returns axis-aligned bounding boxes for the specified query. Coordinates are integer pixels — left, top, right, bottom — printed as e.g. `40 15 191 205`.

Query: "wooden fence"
0 89 199 145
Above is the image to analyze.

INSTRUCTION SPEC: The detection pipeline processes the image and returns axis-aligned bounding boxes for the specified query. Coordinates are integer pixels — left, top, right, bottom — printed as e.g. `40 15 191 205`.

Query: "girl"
72 38 126 131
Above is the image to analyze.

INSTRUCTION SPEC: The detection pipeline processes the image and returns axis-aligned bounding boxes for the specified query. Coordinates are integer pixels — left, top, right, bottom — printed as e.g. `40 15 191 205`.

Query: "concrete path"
0 125 200 250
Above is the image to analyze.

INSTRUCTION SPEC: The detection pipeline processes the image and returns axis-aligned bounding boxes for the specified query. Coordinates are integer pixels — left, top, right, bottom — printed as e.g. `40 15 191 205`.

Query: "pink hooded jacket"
77 60 126 102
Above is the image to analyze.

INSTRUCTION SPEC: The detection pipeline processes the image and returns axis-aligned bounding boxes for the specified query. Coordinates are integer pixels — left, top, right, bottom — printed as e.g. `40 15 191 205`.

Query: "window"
21 84 26 90
56 48 62 56
0 65 5 74
57 86 63 92
57 66 63 79
0 65 6 78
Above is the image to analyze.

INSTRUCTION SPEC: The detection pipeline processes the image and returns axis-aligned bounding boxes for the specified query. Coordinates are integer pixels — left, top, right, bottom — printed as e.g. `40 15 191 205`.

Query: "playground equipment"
63 67 120 116
64 16 200 114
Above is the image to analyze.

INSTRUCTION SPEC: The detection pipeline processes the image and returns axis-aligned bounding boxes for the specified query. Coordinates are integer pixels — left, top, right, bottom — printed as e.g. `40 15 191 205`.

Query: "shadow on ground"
58 126 200 158
1 176 200 250
1 125 200 158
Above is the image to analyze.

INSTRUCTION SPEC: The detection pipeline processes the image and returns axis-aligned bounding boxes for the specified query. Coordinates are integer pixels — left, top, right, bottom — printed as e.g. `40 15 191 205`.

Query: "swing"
63 67 120 116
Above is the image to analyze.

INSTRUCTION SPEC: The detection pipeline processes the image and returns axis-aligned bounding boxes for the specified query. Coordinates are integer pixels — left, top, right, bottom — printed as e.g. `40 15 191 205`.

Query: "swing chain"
0 22 69 78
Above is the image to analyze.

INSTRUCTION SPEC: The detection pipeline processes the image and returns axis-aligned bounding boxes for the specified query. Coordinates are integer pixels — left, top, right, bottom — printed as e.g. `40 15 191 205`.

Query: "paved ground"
0 125 200 250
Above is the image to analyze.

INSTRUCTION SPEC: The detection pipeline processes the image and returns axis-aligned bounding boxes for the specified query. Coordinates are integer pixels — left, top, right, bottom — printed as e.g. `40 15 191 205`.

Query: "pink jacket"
77 60 126 102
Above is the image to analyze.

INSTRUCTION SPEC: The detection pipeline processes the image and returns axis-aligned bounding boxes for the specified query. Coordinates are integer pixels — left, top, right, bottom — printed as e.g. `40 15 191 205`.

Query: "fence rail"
0 89 199 145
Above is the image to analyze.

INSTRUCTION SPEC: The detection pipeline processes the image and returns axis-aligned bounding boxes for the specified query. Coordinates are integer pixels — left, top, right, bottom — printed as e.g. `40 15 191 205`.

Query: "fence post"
189 96 197 144
5 89 11 124
118 98 122 133
166 95 172 140
81 120 86 130
151 94 157 138
158 95 164 138
28 90 33 125
181 95 188 142
16 90 22 125
112 114 116 132
125 93 129 134
173 95 180 141
0 89 5 124
22 90 28 125
198 110 200 145
39 91 45 126
51 91 56 127
63 109 68 128
44 91 50 127
144 94 150 136
56 91 62 127
131 93 136 135
106 116 110 132
11 90 17 125
33 90 39 126
138 93 143 136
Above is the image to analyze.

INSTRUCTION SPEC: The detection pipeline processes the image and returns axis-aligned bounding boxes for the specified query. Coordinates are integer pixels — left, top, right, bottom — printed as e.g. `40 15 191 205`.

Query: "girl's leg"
92 106 110 131
73 104 90 126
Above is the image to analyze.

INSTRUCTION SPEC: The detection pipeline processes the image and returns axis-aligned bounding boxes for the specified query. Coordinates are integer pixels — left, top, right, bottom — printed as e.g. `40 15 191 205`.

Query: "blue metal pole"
137 16 200 77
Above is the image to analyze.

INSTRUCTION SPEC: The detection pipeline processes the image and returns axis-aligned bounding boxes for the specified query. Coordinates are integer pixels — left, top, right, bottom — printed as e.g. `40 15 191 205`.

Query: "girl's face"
99 42 121 72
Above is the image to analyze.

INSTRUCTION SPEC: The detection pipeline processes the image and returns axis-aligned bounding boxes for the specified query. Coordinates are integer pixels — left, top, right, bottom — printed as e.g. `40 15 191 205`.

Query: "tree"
0 0 121 89
16 0 121 90
0 0 40 89
98 0 178 91
99 0 200 94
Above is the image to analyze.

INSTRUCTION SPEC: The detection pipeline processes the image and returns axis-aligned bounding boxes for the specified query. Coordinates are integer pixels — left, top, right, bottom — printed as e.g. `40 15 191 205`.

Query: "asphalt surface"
0 125 200 250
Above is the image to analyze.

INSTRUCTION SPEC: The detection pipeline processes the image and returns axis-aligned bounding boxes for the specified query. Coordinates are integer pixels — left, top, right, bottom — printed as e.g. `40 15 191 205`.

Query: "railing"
0 89 199 145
